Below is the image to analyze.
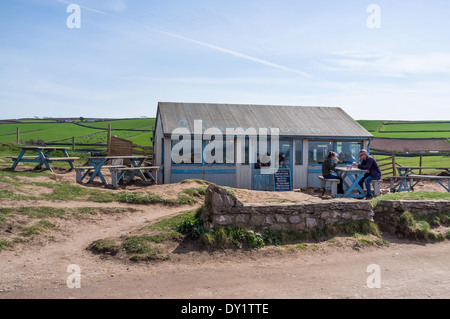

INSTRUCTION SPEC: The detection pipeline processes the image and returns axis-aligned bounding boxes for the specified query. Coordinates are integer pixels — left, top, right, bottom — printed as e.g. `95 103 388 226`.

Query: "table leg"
62 149 75 169
144 169 157 183
352 173 366 197
87 159 107 184
130 159 147 181
80 169 92 182
340 173 365 198
35 150 52 171
111 170 119 188
11 149 26 170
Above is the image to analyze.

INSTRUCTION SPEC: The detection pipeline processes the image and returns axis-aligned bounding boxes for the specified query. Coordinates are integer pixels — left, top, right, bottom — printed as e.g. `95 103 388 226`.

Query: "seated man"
353 149 381 199
322 151 344 194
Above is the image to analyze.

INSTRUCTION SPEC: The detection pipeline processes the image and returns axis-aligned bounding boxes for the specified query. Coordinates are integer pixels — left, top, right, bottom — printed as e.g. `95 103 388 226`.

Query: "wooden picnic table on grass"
75 155 159 188
7 146 80 172
390 166 450 192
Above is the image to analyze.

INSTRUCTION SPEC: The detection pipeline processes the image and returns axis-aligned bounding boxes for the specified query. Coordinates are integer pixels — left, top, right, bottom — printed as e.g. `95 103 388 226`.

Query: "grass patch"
116 191 196 205
371 191 450 208
0 168 53 180
181 186 208 197
0 239 14 251
10 206 71 219
0 179 117 202
196 227 265 249
37 182 116 202
116 192 165 204
88 209 197 262
145 209 199 234
184 219 383 250
397 211 448 241
1 206 136 220
20 220 55 236
88 238 120 255
122 235 168 261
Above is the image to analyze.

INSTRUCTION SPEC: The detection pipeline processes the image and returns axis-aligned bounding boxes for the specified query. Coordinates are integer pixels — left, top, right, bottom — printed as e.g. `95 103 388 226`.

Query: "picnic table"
390 166 450 192
7 146 80 172
75 155 159 188
335 166 367 198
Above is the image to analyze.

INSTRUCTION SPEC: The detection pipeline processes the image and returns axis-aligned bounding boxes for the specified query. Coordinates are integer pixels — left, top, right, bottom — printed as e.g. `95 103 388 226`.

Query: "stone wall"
373 200 450 234
200 184 450 233
200 184 374 231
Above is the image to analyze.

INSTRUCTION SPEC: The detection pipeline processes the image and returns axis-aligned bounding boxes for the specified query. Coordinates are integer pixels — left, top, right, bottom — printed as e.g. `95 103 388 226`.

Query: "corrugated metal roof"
157 102 373 138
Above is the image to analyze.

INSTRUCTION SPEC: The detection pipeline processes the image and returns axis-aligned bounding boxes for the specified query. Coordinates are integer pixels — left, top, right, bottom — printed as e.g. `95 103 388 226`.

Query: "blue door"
251 139 292 191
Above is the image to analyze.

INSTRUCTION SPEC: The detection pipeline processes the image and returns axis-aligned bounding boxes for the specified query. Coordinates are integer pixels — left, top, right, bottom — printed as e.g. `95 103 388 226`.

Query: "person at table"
345 152 356 164
352 149 381 199
322 151 344 194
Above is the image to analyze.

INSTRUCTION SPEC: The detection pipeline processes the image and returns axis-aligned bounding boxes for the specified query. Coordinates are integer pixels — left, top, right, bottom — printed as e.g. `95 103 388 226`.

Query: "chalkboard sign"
274 168 291 191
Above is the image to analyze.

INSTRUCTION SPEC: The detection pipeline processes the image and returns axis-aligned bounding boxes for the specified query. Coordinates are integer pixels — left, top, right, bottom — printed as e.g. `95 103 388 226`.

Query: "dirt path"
0 170 449 299
1 200 449 299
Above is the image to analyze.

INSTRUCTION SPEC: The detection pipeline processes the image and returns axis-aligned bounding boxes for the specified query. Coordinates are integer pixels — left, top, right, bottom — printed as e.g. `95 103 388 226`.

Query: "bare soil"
0 168 449 299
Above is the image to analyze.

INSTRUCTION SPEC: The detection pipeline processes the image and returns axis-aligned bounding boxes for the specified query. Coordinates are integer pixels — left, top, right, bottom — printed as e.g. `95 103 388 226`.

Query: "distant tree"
79 117 85 122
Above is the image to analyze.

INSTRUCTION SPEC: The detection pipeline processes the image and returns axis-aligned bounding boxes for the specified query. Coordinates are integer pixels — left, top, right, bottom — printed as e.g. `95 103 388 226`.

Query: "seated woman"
321 151 344 194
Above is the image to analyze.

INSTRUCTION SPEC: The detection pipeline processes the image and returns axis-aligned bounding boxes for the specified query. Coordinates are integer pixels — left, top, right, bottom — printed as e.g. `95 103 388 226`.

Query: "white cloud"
325 52 450 77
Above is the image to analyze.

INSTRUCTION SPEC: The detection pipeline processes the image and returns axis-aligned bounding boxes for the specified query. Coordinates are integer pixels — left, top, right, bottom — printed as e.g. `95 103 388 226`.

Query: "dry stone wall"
200 184 374 231
373 200 450 234
200 184 450 233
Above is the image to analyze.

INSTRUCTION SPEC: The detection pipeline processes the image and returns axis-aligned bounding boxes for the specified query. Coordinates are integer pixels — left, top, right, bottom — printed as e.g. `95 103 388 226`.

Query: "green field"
358 120 450 139
1 118 449 152
0 118 155 148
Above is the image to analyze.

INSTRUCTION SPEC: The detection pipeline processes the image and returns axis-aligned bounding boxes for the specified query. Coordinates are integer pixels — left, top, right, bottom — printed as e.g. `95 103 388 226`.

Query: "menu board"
274 169 291 191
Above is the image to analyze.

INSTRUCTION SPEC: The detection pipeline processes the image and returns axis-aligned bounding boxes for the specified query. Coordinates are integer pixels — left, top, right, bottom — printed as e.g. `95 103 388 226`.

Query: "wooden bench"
408 174 450 192
371 179 382 197
7 156 80 170
389 175 411 192
75 165 126 183
319 176 340 197
46 157 80 161
110 166 159 188
6 156 40 160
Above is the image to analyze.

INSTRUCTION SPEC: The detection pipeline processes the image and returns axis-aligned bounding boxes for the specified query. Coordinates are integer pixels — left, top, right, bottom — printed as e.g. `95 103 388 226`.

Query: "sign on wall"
274 168 291 191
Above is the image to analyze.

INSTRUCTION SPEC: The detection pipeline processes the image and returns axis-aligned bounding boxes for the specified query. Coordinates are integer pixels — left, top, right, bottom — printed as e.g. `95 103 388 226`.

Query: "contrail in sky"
57 0 311 78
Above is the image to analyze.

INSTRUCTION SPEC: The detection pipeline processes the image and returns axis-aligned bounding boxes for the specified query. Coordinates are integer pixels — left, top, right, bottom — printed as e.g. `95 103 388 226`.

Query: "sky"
1 0 450 121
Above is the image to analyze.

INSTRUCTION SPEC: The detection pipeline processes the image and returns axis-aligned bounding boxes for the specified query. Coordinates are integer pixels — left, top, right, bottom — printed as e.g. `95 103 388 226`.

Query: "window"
295 140 303 165
278 140 291 168
172 136 237 165
254 137 271 169
203 138 234 165
171 138 202 165
336 142 361 164
308 141 333 165
237 136 250 165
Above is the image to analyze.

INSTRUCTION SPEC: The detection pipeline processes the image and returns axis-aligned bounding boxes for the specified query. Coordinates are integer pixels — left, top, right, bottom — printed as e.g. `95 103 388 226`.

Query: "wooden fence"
377 154 401 177
108 135 153 159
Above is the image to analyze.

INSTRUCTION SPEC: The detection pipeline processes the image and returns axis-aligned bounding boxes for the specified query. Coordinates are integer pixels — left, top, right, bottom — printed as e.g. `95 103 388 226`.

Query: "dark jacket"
358 155 381 178
322 157 337 176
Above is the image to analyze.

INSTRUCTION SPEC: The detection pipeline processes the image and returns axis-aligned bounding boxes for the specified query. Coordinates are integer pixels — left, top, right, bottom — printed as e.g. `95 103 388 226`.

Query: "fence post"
392 153 396 176
72 137 75 150
419 155 423 175
107 124 111 156
16 127 20 144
